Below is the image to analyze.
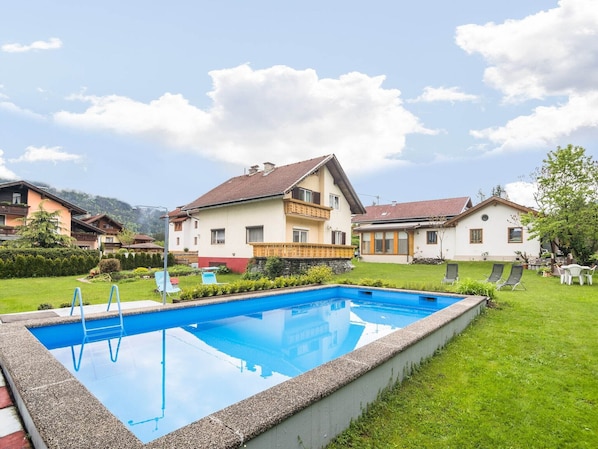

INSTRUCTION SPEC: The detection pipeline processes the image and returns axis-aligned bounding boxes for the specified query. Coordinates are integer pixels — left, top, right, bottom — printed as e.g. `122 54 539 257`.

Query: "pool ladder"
70 284 124 341
69 285 125 371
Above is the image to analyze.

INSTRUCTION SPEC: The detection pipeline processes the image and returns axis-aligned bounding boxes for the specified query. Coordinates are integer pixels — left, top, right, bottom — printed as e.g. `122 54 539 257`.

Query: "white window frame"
329 194 340 210
246 226 264 243
211 228 225 245
293 228 308 243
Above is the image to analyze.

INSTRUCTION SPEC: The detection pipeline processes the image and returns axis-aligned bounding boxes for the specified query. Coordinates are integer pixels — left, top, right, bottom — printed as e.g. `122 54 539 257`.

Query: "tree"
14 202 74 248
522 144 598 264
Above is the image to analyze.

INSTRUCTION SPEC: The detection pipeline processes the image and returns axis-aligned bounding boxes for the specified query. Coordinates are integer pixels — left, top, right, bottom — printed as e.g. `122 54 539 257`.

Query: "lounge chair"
441 263 459 285
201 271 226 285
155 271 182 296
496 265 526 291
482 263 504 284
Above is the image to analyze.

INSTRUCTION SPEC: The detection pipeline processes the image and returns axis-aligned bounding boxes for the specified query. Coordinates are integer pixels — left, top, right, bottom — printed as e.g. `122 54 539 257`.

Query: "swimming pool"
30 286 461 443
0 285 486 449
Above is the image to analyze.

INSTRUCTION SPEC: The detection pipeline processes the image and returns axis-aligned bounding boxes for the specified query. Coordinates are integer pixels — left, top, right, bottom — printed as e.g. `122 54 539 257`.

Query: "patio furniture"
583 265 595 285
155 271 182 296
556 266 569 284
563 264 586 285
441 263 459 285
497 265 526 291
482 263 505 284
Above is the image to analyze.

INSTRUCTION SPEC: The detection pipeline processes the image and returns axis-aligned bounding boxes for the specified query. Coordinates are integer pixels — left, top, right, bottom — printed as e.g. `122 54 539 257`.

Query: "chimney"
392 201 397 206
248 165 259 175
263 161 275 173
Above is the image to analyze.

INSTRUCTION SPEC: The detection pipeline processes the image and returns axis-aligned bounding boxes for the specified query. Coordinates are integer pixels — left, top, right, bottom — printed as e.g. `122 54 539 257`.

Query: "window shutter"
342 232 346 245
313 192 320 204
292 187 300 200
331 231 335 244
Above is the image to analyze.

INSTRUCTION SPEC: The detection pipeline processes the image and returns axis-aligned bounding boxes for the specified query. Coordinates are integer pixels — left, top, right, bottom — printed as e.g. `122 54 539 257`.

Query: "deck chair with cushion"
441 263 459 285
482 263 505 284
496 265 526 291
201 271 227 285
155 271 182 296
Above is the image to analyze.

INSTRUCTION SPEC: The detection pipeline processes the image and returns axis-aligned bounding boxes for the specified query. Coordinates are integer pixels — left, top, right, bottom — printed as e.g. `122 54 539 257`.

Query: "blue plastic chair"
155 271 182 296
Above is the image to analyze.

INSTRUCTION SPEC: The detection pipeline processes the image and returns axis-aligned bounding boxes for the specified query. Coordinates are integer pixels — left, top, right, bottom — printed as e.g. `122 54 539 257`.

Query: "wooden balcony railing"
0 204 28 217
252 242 355 259
283 199 331 221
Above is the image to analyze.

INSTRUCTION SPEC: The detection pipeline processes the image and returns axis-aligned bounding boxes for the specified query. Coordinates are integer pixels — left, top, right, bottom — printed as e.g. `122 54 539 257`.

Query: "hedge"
0 248 101 278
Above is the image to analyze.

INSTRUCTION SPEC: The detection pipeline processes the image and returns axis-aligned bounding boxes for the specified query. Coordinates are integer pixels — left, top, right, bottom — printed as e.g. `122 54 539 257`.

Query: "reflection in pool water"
31 287 460 443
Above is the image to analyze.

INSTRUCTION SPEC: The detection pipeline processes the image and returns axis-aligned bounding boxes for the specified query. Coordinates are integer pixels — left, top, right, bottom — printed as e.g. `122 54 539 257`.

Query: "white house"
353 196 540 263
169 155 366 272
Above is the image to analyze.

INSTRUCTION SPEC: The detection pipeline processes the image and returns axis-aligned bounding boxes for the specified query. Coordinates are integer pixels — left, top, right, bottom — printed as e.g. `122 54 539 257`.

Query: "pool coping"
0 285 486 449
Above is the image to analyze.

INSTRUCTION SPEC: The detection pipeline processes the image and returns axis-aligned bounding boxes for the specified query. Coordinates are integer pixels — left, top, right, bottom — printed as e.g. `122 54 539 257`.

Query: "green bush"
455 278 497 299
37 303 53 310
264 256 285 279
305 265 333 284
99 258 121 273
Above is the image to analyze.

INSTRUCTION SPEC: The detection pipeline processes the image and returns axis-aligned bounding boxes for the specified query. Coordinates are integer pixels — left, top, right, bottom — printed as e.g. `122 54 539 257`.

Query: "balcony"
0 203 29 217
283 199 331 221
252 242 355 259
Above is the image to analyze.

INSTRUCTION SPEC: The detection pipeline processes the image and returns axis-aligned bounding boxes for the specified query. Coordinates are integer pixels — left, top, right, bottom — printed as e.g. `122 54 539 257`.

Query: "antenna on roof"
359 193 380 205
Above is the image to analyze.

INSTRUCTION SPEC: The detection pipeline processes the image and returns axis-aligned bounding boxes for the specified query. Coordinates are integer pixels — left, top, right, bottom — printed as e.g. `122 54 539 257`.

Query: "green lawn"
0 261 596 447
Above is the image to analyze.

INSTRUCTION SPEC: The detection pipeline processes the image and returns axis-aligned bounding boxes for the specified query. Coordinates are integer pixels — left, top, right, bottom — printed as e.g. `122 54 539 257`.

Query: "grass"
1 261 596 447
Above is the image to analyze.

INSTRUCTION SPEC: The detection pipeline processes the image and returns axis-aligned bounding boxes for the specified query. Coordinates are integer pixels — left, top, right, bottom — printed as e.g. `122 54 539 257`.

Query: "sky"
1 0 597 211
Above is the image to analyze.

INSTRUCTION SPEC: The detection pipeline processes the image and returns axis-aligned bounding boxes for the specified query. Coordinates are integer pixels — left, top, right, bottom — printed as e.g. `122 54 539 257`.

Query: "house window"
246 226 264 243
12 193 21 204
398 231 408 254
211 229 225 244
427 231 437 244
174 222 182 232
0 215 5 226
194 236 197 245
508 227 523 243
329 194 340 210
361 233 371 254
176 237 180 246
293 228 308 243
105 237 114 243
331 230 346 245
374 232 394 254
470 229 483 244
194 221 198 229
292 187 321 204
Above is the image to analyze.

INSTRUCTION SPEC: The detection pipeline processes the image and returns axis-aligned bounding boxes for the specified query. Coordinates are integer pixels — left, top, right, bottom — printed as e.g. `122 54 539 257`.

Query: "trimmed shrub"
99 258 121 274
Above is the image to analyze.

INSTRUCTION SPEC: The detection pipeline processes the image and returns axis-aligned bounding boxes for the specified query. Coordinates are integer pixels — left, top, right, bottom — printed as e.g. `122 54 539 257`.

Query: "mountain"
1 179 165 237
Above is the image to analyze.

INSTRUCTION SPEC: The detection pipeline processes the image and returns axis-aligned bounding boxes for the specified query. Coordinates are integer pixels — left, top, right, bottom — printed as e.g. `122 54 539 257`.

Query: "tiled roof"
444 196 535 226
182 154 366 214
353 197 472 224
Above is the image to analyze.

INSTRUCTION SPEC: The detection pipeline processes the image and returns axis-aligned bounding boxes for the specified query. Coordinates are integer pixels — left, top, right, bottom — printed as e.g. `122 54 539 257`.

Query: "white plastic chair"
564 264 584 285
557 266 569 284
584 266 596 285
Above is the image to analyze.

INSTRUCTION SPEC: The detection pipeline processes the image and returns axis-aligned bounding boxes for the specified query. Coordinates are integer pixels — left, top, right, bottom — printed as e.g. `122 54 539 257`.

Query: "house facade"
353 196 540 263
0 180 88 246
170 155 366 273
80 214 124 253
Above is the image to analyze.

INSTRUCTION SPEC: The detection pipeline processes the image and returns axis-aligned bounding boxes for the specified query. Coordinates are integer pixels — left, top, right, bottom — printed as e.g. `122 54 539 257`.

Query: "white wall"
413 228 456 260
452 203 540 261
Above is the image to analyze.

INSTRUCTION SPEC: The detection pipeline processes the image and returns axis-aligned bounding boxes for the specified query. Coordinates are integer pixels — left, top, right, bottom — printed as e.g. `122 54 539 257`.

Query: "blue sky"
1 0 596 210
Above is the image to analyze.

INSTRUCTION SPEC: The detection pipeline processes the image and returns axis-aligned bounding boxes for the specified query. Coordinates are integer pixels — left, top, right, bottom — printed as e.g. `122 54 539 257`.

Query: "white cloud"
456 0 598 102
0 99 45 119
457 0 598 151
54 64 436 174
1 37 63 53
0 150 19 179
471 92 598 150
505 181 538 208
9 145 82 163
408 86 479 103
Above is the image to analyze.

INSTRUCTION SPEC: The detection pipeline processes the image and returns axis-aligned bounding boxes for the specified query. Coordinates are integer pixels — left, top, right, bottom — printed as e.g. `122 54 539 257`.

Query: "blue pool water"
30 286 461 443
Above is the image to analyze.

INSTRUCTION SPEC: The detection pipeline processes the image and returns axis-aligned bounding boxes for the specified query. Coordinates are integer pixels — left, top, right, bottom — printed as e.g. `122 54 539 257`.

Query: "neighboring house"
123 234 164 254
71 217 105 250
80 214 124 253
0 180 87 246
353 196 540 263
171 154 366 272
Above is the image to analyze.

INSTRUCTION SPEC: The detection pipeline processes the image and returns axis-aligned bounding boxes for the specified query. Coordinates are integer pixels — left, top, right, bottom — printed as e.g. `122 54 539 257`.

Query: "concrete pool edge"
0 285 486 449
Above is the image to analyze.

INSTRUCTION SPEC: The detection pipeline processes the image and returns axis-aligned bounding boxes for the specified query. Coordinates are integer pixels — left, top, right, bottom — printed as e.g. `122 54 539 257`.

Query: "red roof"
182 154 366 214
352 197 472 224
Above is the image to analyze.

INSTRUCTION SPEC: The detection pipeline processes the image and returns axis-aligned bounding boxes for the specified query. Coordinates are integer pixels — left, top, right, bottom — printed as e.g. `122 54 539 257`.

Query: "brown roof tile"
182 155 366 214
353 197 472 223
